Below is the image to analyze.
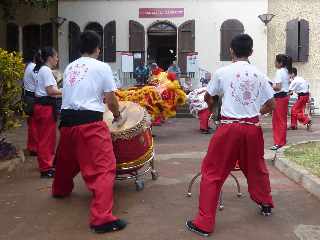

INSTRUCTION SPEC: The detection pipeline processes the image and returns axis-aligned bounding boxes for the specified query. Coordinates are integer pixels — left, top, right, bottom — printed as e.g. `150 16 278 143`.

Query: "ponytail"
33 47 57 73
275 54 293 74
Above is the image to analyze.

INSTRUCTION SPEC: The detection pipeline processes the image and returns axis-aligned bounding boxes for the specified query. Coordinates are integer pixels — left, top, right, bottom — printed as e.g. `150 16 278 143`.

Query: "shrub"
0 48 24 132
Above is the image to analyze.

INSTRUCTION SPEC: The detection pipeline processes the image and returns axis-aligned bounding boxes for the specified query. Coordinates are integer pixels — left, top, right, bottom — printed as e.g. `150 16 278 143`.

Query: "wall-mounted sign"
139 8 184 18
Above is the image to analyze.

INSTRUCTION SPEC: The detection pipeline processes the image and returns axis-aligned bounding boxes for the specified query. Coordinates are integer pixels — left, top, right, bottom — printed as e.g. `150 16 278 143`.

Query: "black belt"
35 96 59 121
24 90 35 98
35 96 57 106
274 92 288 98
60 109 103 128
298 92 309 97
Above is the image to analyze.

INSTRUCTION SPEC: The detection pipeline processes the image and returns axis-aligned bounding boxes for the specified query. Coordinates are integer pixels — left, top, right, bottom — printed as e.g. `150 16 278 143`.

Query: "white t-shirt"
207 61 274 119
23 62 37 92
62 57 117 112
35 66 57 97
289 76 309 94
273 68 290 93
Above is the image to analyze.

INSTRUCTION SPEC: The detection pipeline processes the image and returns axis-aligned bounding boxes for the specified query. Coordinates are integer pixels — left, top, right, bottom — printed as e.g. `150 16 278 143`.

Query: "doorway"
147 21 177 70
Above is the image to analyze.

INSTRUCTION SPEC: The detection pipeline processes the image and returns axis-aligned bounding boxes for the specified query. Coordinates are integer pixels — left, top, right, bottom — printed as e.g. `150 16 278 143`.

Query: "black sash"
274 92 288 98
298 92 309 97
60 109 103 128
23 90 35 115
35 96 59 121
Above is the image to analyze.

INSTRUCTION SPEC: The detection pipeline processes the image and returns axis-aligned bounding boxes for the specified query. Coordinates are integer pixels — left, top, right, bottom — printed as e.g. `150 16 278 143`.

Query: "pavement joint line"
156 150 276 161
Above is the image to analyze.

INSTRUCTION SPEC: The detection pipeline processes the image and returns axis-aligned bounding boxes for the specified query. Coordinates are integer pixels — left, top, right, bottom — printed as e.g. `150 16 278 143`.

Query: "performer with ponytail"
33 47 61 178
270 54 292 151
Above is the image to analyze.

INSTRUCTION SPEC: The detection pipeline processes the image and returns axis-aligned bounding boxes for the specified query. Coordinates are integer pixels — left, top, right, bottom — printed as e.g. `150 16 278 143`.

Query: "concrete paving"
0 116 319 240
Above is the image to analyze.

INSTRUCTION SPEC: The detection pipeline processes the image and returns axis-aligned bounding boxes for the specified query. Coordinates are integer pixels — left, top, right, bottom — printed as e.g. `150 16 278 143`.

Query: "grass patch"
284 142 320 177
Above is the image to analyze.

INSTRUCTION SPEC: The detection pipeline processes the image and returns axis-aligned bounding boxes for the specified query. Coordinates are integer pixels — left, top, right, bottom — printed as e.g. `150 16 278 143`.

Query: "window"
104 21 116 62
286 19 309 62
84 22 104 61
220 19 244 61
6 23 19 52
22 23 53 62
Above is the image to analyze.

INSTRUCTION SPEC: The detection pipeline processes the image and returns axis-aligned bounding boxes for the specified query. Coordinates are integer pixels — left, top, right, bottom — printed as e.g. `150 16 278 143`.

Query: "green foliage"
284 142 320 177
1 0 56 20
0 48 25 132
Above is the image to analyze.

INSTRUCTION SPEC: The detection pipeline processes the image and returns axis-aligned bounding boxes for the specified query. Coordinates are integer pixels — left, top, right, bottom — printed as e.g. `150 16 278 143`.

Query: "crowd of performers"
188 54 312 148
22 30 187 233
21 29 312 237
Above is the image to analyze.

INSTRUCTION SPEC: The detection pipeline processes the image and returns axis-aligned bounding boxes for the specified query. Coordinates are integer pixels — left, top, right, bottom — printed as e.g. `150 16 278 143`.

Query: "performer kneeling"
52 30 127 233
288 67 311 130
186 34 275 237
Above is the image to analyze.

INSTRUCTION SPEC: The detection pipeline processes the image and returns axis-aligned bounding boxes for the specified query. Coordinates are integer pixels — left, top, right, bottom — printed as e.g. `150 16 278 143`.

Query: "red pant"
198 108 211 130
272 96 289 146
33 104 56 171
193 118 274 233
27 115 38 153
52 121 118 226
291 95 310 128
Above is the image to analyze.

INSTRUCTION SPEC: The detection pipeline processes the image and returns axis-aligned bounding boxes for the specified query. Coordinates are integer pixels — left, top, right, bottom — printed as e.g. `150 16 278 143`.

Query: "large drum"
104 101 154 175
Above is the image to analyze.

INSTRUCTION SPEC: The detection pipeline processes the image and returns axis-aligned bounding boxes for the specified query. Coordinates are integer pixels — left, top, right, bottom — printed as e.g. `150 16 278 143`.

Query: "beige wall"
59 0 268 78
268 0 320 112
0 3 58 51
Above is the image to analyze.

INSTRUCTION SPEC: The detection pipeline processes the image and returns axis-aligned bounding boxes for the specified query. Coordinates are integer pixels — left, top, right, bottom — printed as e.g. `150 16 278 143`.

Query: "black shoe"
259 204 272 216
91 219 127 234
185 220 210 237
288 126 298 130
270 145 281 151
40 169 55 179
306 120 312 131
200 129 210 134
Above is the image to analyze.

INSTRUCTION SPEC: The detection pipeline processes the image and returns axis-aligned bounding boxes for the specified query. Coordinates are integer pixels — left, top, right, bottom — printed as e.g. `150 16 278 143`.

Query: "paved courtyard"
0 116 319 240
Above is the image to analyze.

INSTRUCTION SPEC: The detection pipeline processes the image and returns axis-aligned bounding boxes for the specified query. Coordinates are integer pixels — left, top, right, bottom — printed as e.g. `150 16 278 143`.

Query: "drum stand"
186 171 242 210
116 151 159 191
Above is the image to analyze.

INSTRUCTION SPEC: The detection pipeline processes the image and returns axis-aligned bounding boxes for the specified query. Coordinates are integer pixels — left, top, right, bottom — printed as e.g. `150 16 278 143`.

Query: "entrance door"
147 21 177 70
178 20 195 74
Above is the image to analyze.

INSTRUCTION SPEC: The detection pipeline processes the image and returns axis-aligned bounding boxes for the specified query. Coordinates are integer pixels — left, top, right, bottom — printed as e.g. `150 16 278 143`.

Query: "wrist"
113 111 120 119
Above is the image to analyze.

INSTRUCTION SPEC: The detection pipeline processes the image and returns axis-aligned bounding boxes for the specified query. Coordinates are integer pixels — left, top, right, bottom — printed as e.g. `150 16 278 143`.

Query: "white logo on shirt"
66 64 89 87
231 72 260 105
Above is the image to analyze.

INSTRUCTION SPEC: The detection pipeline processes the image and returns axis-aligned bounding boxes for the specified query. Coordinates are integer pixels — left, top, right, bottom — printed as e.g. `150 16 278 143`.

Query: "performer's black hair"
292 67 297 76
33 47 57 73
230 34 253 58
276 54 293 74
79 30 101 55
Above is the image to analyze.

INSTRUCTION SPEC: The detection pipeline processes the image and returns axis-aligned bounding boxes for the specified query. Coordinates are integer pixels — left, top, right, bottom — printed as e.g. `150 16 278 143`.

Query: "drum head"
104 101 145 134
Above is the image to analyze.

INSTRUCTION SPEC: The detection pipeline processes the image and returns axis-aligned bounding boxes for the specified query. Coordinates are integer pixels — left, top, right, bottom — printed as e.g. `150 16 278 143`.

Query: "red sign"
139 8 184 18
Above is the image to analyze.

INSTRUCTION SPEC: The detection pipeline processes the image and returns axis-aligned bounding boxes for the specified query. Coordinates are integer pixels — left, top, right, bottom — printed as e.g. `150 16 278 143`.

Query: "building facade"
58 0 268 79
0 4 58 62
268 0 320 113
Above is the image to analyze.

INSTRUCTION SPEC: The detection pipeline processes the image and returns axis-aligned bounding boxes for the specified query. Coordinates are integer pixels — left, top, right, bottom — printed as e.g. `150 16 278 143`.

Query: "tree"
1 0 56 20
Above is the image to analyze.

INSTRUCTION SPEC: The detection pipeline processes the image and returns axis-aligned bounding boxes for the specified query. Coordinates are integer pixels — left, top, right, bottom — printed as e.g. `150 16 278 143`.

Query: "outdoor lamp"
258 14 275 26
50 16 67 28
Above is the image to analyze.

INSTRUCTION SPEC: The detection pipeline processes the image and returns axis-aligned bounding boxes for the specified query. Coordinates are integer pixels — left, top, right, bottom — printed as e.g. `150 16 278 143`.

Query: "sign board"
187 53 198 73
139 8 184 18
121 52 134 73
